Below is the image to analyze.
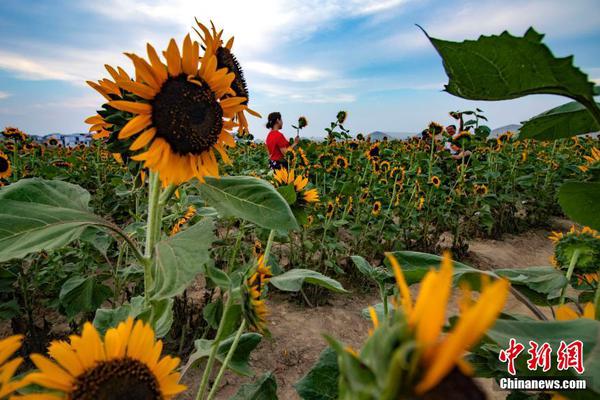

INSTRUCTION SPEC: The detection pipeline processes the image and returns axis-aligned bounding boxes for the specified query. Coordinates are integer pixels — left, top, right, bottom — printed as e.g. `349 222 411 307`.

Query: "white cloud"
253 81 356 103
382 0 600 53
0 48 126 83
245 61 330 82
0 91 10 100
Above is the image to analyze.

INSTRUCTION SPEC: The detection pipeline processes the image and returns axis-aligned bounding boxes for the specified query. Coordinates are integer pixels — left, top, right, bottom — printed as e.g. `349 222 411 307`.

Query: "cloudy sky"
0 0 599 139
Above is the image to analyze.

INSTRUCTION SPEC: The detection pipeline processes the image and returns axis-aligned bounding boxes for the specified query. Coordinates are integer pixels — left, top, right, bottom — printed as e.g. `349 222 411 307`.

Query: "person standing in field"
265 112 298 170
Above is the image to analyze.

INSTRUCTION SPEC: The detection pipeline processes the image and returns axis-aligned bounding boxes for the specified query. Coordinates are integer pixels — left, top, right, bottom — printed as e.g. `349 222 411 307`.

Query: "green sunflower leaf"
519 102 600 140
197 176 299 231
425 27 600 123
269 269 348 293
230 372 278 400
151 217 215 300
59 276 112 319
294 347 339 400
0 178 118 263
184 332 262 377
558 181 600 230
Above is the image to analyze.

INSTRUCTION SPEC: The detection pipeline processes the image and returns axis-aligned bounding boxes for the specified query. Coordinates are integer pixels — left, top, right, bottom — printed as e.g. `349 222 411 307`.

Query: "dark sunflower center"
418 367 485 400
71 358 161 400
216 47 248 104
0 156 8 173
152 74 223 155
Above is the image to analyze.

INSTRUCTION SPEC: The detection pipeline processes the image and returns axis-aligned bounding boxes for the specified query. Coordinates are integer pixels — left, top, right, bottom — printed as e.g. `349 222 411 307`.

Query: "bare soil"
181 222 567 399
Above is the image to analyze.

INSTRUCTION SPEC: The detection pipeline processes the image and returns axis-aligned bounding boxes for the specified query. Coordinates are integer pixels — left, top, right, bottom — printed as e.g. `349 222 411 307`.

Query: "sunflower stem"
143 171 161 304
559 249 580 306
264 229 276 262
196 294 233 400
206 319 247 400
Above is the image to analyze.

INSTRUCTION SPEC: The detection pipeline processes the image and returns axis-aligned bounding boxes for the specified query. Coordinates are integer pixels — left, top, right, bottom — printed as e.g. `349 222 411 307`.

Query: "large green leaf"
230 372 278 400
151 218 215 300
269 269 348 293
59 276 112 319
494 266 567 295
384 251 487 287
558 182 600 230
93 296 173 338
184 332 262 377
425 27 597 107
487 318 600 397
294 347 339 400
197 176 299 231
519 102 600 140
0 178 113 262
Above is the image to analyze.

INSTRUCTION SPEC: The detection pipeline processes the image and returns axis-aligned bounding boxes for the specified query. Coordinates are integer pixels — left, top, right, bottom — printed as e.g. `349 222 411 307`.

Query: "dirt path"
181 223 565 399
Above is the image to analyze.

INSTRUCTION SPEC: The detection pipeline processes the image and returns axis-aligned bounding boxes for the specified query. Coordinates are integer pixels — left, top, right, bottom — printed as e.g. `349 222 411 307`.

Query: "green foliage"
59 276 112 319
186 332 262 377
230 372 278 400
294 347 339 400
151 217 215 299
93 296 173 337
0 178 112 262
269 269 348 293
559 182 600 230
425 27 597 113
197 176 299 231
519 102 600 140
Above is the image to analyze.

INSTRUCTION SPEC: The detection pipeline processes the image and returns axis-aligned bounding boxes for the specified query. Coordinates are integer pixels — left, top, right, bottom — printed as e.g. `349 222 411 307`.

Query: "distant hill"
490 124 521 138
368 131 415 140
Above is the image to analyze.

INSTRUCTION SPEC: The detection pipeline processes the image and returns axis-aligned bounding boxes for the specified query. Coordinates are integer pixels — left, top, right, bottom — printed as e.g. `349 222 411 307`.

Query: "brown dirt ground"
181 220 569 399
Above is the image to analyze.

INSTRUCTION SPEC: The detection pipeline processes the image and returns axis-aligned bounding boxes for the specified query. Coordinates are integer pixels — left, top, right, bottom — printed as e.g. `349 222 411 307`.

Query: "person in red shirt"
265 112 298 170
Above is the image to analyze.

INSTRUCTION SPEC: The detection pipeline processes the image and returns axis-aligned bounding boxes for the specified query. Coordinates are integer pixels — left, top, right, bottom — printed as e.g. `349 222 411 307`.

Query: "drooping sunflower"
334 155 348 169
252 240 262 257
242 255 272 333
427 121 443 135
337 110 348 124
22 318 186 400
273 168 319 204
325 201 335 218
416 196 425 211
372 200 382 216
297 147 310 167
430 175 441 188
0 335 27 398
578 147 600 172
356 133 365 141
379 160 390 173
0 152 11 179
473 184 488 195
366 142 380 161
496 131 513 146
195 20 261 134
298 116 308 129
87 34 246 186
45 137 60 147
2 127 27 141
549 225 600 278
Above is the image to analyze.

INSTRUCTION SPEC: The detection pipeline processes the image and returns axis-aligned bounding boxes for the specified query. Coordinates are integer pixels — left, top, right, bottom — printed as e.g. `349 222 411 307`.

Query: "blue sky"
0 0 599 139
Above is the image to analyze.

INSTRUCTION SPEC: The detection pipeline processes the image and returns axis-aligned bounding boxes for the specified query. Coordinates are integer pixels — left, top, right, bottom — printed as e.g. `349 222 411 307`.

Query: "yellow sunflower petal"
118 114 153 139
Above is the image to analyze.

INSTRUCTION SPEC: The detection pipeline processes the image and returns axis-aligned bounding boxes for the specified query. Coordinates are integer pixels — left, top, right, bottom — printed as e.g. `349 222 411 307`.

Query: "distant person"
446 131 472 161
265 112 298 170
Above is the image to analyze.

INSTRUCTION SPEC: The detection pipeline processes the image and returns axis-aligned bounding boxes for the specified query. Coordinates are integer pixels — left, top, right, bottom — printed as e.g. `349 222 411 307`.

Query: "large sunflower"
22 318 186 400
195 20 261 134
0 335 27 398
0 152 11 179
87 34 246 186
387 252 509 395
273 168 319 204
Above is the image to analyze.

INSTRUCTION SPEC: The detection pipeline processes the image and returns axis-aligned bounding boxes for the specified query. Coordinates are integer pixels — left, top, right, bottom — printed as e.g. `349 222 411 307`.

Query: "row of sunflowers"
0 19 599 400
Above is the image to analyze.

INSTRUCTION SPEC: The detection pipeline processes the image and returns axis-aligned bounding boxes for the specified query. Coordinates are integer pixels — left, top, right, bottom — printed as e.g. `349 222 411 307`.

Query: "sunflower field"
0 20 599 400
